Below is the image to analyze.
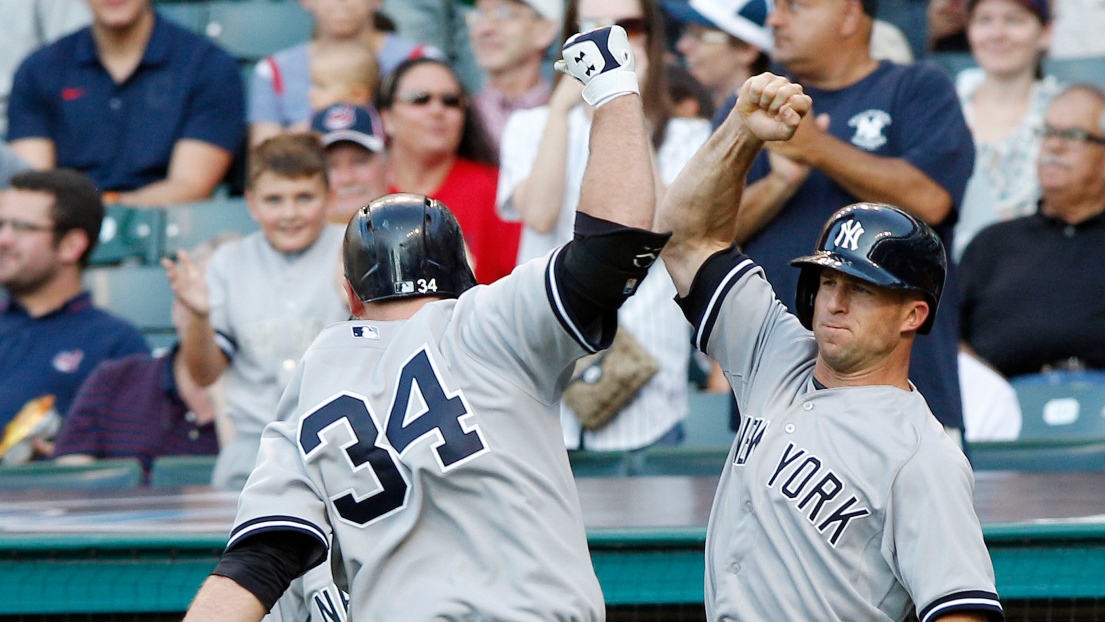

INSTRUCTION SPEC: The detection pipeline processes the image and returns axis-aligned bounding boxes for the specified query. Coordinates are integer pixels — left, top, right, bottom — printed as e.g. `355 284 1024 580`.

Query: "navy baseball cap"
662 0 775 52
311 104 386 153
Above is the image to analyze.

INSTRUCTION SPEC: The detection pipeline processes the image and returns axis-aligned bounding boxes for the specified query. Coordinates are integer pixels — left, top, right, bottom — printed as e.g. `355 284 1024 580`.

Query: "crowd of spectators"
2 0 1105 477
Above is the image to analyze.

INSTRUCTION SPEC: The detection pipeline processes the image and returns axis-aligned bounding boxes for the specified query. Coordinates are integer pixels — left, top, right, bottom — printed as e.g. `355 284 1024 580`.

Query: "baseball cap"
311 104 386 153
518 0 564 25
967 0 1049 21
662 0 774 53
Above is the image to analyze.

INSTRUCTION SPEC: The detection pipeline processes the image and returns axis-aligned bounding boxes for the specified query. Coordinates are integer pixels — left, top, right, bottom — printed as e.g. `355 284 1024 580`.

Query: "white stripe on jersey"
921 596 1002 622
696 258 755 352
545 245 598 354
228 518 328 550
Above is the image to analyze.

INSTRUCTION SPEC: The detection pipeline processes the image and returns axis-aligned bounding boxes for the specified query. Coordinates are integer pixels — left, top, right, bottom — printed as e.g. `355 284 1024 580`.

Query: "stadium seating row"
157 0 313 63
930 53 1105 91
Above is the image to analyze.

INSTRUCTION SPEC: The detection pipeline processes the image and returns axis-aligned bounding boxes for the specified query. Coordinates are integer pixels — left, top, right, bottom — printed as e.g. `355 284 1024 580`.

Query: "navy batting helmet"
789 202 946 334
344 193 477 303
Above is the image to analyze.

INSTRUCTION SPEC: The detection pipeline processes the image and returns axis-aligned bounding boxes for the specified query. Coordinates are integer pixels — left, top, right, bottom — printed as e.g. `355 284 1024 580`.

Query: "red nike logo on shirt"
60 87 85 101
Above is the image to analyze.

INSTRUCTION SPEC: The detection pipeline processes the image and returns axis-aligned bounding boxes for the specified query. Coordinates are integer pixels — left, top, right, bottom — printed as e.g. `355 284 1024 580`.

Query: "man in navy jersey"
724 0 975 440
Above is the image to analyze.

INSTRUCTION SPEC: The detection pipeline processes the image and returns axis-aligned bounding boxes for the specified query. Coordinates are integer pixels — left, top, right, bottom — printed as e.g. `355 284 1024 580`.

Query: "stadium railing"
0 459 143 490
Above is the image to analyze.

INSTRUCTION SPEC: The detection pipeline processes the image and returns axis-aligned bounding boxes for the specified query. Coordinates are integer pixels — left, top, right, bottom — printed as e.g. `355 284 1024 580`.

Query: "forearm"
806 136 952 225
658 110 763 293
579 96 655 230
514 109 572 234
181 314 228 387
734 172 800 245
183 575 267 622
116 177 218 207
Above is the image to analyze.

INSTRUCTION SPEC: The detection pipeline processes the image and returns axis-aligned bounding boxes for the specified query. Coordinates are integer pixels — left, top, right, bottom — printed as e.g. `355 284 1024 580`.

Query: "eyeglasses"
1038 124 1105 147
395 91 467 109
576 17 650 38
0 218 54 235
680 26 732 45
465 5 534 27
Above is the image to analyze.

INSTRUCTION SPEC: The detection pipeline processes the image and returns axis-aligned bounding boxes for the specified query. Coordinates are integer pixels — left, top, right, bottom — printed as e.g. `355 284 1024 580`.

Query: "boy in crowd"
163 134 349 490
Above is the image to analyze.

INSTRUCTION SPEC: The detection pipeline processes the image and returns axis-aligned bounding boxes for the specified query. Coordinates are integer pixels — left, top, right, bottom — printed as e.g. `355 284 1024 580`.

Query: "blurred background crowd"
1 0 1104 487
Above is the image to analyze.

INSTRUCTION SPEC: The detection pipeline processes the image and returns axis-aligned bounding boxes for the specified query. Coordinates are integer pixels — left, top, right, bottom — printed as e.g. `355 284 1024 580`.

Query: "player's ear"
343 278 365 318
899 296 928 334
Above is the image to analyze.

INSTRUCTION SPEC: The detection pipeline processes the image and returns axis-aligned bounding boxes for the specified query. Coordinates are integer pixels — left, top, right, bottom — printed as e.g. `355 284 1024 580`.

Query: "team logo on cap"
324 105 357 131
52 350 84 373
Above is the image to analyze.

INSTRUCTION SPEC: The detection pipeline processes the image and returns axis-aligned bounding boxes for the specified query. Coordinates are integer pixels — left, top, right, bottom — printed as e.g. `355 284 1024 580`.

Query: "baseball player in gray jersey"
183 25 669 622
657 74 1003 622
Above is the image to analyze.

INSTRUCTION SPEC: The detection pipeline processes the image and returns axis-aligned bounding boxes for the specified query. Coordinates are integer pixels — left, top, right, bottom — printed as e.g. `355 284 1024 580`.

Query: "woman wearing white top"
498 0 712 452
953 0 1059 259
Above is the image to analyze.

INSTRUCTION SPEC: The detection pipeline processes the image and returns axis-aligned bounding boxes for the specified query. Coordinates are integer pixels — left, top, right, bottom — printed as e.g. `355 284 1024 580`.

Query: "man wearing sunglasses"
0 169 147 438
960 85 1105 380
468 0 563 149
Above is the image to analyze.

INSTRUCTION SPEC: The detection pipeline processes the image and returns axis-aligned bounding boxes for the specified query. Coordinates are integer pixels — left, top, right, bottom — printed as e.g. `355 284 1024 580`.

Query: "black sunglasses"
395 91 467 109
576 17 650 37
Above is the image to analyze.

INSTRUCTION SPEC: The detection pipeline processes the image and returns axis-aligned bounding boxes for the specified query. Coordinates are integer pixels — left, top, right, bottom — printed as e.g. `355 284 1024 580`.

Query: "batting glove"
554 25 639 108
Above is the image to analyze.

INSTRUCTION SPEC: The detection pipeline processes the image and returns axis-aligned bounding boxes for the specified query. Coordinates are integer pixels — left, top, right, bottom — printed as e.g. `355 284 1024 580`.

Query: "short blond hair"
311 40 380 104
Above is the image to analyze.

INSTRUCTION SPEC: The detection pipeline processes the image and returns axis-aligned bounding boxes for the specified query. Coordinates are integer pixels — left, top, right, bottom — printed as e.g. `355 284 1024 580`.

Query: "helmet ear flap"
794 266 819 331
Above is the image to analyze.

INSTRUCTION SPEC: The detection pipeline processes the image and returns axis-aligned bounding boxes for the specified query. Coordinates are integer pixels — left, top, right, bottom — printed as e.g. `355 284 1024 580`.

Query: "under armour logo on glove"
555 25 639 108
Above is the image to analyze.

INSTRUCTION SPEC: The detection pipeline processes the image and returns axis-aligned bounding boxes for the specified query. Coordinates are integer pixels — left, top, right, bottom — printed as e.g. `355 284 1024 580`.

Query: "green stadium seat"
163 197 258 256
636 447 730 477
204 1 314 63
568 450 631 477
1044 57 1105 91
85 264 175 333
149 455 217 488
0 459 143 490
682 392 736 449
971 371 1105 471
157 2 210 32
89 205 165 266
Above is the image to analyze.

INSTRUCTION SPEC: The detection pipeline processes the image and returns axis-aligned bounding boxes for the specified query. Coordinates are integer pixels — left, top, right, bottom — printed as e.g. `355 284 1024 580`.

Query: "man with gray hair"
961 84 1105 379
467 0 562 148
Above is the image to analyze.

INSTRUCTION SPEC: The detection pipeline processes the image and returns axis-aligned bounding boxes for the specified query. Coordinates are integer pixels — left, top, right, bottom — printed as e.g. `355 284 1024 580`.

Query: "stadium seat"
636 447 730 477
0 459 143 490
149 455 217 488
1044 57 1105 91
204 1 314 63
970 371 1105 471
568 450 631 477
85 264 175 334
156 2 210 33
682 392 736 449
163 197 258 256
928 52 977 79
89 205 165 266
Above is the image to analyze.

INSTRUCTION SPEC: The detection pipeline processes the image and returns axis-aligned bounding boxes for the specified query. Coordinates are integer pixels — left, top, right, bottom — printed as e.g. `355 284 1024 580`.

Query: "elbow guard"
554 212 672 315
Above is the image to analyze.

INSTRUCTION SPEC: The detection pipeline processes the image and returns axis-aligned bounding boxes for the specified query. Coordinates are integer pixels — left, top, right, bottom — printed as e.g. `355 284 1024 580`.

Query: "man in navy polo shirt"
723 0 975 441
7 0 244 207
0 169 148 430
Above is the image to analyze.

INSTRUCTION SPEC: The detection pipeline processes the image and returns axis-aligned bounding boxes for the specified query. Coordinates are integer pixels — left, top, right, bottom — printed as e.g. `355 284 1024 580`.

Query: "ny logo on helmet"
834 220 865 251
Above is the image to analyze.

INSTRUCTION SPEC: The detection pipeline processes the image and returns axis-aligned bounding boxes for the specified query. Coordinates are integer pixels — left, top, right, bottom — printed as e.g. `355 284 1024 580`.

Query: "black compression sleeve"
211 530 326 610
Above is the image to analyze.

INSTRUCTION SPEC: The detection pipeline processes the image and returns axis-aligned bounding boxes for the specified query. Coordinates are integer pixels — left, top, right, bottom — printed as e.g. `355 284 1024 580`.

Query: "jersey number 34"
298 348 487 527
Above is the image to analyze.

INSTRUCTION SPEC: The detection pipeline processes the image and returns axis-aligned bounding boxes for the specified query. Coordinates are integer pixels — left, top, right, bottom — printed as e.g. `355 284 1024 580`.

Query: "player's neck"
813 348 913 391
355 296 442 321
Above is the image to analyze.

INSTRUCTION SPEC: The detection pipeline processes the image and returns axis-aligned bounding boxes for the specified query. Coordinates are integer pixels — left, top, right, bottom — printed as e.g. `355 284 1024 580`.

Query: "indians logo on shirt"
848 109 891 151
52 350 84 373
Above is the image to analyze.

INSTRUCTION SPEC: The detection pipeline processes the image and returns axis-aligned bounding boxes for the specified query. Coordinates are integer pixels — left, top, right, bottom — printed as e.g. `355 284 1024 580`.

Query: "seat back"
163 197 258 256
682 392 736 449
1044 57 1105 91
0 459 143 490
84 264 176 334
204 1 314 63
149 455 217 488
89 206 165 266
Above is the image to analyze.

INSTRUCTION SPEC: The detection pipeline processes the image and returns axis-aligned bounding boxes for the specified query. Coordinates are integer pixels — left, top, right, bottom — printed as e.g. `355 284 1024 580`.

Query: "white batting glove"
554 25 639 108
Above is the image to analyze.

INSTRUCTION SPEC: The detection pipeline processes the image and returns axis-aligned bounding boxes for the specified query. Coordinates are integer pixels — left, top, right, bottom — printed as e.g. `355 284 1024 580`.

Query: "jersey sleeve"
456 253 616 405
248 58 282 125
674 247 816 408
6 49 53 142
885 440 1003 622
226 418 332 561
495 106 548 222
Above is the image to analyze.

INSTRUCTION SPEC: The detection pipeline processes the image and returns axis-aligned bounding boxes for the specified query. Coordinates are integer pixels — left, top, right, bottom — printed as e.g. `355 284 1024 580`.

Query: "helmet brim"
789 251 909 291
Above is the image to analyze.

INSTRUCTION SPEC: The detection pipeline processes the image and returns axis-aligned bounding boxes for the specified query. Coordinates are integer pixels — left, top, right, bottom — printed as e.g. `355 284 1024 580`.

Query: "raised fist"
736 73 812 143
554 25 640 108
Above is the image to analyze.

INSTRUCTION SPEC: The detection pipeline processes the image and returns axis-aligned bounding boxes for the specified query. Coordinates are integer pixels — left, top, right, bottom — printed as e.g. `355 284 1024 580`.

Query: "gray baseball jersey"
228 252 606 621
675 248 1002 622
205 224 348 490
264 560 348 622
